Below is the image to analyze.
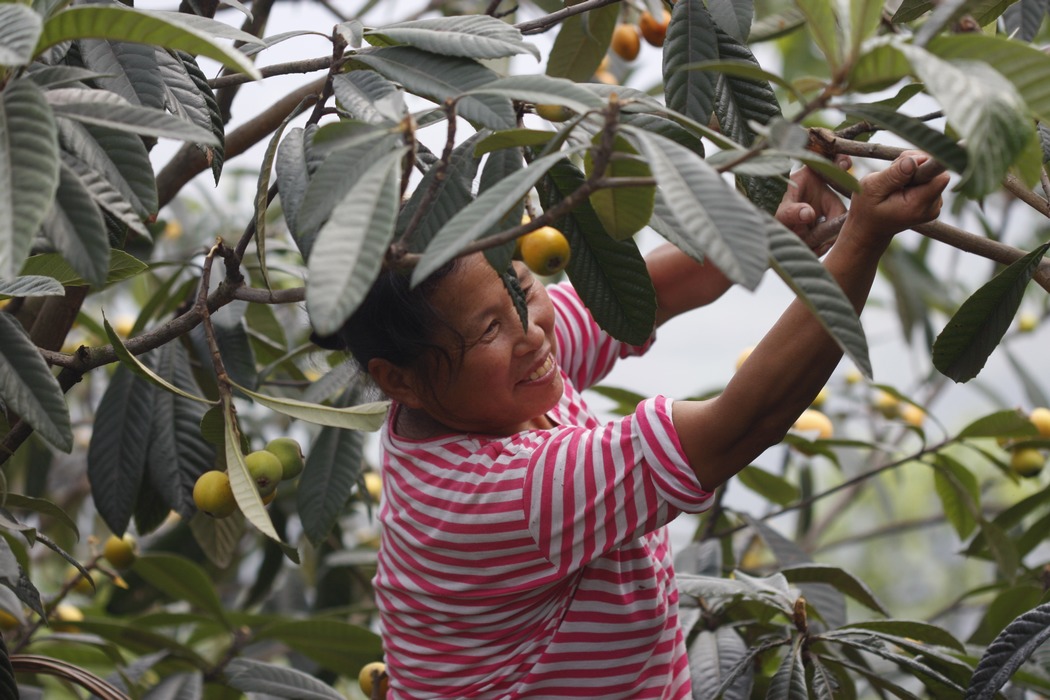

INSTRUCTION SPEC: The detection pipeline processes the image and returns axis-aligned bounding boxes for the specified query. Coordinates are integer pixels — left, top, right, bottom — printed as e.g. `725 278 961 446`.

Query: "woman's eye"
483 320 499 336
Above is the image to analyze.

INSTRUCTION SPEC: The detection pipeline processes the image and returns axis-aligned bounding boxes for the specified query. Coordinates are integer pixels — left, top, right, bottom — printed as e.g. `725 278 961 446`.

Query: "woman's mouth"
525 354 555 382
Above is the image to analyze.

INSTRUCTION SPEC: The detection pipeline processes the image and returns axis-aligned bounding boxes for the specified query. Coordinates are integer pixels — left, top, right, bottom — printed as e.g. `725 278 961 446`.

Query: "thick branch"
210 56 333 91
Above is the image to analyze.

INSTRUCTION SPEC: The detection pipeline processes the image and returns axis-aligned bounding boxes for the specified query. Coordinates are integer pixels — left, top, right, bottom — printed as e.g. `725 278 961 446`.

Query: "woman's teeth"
528 355 554 381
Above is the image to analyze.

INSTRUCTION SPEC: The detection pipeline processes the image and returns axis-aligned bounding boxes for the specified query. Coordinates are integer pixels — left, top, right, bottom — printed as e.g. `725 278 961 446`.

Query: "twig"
399 102 456 246
515 0 624 35
209 56 334 90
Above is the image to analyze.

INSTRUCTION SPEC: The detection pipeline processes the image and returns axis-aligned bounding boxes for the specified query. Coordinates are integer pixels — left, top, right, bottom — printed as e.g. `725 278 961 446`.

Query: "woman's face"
410 254 563 436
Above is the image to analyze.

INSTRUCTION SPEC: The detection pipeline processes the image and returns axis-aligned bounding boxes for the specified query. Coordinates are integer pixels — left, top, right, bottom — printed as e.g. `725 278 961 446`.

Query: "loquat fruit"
193 471 237 518
266 437 305 481
519 226 571 276
792 409 833 439
102 533 137 570
1010 447 1046 478
1030 407 1050 438
611 23 641 61
639 9 671 47
359 661 388 698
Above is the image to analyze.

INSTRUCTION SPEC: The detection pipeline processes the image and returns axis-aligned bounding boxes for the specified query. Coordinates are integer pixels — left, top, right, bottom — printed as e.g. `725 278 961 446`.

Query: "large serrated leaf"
306 149 403 336
629 128 768 289
464 74 605 115
47 88 217 144
689 627 754 700
707 0 752 41
36 5 261 79
932 243 1050 382
63 152 149 240
294 135 400 258
541 159 657 345
146 342 215 520
331 71 404 125
58 120 157 221
298 424 365 547
132 553 231 628
87 366 153 535
159 49 225 182
0 4 43 67
253 619 382 673
544 1 618 82
142 671 203 700
0 79 59 280
0 312 72 451
841 619 965 651
366 15 539 60
40 159 110 287
78 39 165 111
351 47 514 130
897 42 1032 198
225 658 344 699
1002 0 1049 42
275 127 311 236
765 213 873 378
767 639 808 700
397 131 483 253
0 275 64 298
413 148 572 285
478 145 523 273
663 0 719 127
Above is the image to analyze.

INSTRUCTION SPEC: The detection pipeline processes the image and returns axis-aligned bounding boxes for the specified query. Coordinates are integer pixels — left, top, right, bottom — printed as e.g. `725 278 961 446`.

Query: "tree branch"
515 0 624 35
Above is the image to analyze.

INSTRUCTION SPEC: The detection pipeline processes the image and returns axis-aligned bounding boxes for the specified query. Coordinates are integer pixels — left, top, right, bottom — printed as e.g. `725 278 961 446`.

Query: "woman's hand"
844 150 949 246
775 155 851 256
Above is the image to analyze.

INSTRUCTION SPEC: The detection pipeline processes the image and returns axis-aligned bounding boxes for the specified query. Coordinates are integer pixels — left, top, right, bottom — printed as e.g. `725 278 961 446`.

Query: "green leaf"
932 243 1050 382
541 159 658 345
0 4 43 67
475 128 557 156
146 342 215 520
585 134 654 241
688 627 754 700
766 639 808 700
46 88 217 144
365 15 539 60
3 495 78 540
707 0 752 42
0 276 64 298
663 0 718 127
736 465 800 506
36 6 262 79
413 148 572 286
0 312 72 452
103 317 214 405
298 424 365 548
545 2 617 82
958 408 1038 440
766 213 873 378
331 70 404 125
78 39 166 111
967 601 1050 700
39 159 109 287
225 658 344 700
0 79 60 280
898 42 1033 198
630 128 768 290
478 146 524 274
87 366 153 535
794 0 843 69
781 564 889 616
58 120 158 221
932 452 980 539
222 397 297 562
131 553 231 629
231 382 389 432
254 619 383 674
848 40 914 93
189 510 244 569
849 0 884 57
306 148 404 336
274 127 311 236
18 249 147 288
294 135 400 258
462 74 605 115
62 153 150 241
829 635 966 694
350 47 514 130
840 619 965 651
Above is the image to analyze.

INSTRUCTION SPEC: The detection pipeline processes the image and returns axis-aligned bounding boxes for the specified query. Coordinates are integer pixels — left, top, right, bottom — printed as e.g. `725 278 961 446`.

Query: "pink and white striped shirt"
374 284 713 698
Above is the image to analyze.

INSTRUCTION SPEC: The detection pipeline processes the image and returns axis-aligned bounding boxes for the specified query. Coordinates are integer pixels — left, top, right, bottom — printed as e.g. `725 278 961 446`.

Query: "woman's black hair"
310 260 462 377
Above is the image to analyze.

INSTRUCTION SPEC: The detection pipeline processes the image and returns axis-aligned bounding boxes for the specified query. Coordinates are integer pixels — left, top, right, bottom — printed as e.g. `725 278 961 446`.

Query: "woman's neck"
394 405 555 439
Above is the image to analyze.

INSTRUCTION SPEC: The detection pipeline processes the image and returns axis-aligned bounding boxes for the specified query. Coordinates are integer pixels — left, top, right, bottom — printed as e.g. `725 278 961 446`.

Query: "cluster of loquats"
192 437 305 518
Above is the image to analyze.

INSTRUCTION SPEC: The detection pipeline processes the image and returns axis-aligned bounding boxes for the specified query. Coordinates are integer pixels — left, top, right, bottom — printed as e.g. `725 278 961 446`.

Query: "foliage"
1 0 1050 696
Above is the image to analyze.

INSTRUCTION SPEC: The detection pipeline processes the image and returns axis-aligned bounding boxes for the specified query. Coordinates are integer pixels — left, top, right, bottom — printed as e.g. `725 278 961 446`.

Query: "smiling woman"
307 153 947 699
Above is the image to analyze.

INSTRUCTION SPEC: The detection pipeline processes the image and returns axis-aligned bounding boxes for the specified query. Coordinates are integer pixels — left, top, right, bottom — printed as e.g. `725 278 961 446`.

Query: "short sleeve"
523 395 712 575
549 283 654 392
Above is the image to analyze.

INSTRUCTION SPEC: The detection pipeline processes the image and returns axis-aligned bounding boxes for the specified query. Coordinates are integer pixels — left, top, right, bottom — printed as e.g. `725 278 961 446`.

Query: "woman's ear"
368 358 425 408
